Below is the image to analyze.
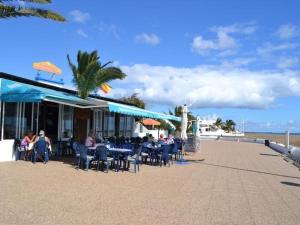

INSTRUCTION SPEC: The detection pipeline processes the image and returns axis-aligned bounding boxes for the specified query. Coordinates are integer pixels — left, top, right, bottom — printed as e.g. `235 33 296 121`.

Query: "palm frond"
96 67 126 85
0 0 52 3
0 1 65 21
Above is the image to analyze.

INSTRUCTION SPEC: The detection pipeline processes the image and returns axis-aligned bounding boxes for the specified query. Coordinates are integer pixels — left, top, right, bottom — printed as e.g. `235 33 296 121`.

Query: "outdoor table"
108 148 133 171
88 143 105 150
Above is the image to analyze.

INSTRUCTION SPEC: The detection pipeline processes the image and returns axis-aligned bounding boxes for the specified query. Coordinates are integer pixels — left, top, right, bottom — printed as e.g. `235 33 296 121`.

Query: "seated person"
166 134 174 144
33 130 51 163
158 134 166 144
85 131 96 147
21 130 36 160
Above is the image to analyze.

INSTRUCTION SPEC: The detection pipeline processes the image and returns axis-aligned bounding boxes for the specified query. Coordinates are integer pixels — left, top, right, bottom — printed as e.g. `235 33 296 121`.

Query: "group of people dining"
17 128 182 169
18 130 51 163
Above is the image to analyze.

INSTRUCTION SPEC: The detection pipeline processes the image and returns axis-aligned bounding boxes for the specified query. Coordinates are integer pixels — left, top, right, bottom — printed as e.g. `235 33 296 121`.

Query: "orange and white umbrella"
142 118 161 126
33 61 62 75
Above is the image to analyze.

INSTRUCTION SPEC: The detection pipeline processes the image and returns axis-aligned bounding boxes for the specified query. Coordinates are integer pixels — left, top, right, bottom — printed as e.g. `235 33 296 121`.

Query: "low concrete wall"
0 140 16 162
218 136 300 161
269 142 289 154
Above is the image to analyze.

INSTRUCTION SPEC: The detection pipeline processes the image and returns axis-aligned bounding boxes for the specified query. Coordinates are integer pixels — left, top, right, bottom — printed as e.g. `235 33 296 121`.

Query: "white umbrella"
195 116 201 137
180 104 188 140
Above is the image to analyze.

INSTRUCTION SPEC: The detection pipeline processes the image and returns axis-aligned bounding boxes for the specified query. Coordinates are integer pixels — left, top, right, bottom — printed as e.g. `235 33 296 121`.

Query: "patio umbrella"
142 118 161 126
33 61 62 75
180 104 188 140
195 116 201 137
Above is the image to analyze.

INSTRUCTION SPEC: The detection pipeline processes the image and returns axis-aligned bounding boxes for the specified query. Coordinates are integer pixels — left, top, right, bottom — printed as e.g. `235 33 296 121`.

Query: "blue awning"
0 78 182 121
107 102 181 122
0 78 96 107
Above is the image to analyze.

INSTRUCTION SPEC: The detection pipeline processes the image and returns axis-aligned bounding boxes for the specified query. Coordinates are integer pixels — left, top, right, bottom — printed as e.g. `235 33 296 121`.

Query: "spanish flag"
100 83 112 94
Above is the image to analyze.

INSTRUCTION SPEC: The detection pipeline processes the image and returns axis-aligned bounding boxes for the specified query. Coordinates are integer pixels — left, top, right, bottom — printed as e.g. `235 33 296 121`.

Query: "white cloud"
106 64 300 109
96 22 120 39
192 22 257 55
69 10 90 23
221 58 256 68
275 24 300 39
277 57 298 69
257 42 298 55
76 29 88 38
135 33 160 46
210 22 257 35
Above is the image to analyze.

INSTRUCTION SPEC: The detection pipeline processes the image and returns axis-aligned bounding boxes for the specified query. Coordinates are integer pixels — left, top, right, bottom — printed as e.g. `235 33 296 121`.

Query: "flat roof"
0 72 136 107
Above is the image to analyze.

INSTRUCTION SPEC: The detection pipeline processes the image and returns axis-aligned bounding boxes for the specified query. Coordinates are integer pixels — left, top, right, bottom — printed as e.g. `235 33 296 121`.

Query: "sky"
1 0 300 132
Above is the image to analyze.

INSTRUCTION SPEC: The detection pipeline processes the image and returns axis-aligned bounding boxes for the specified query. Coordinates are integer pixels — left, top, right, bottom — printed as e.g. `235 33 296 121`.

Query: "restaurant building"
0 72 181 162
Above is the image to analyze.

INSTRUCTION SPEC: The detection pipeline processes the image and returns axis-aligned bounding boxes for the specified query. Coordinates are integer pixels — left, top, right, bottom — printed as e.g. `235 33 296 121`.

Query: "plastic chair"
96 146 113 173
159 144 171 167
72 142 80 169
126 146 142 173
78 144 94 171
169 142 179 163
15 139 26 161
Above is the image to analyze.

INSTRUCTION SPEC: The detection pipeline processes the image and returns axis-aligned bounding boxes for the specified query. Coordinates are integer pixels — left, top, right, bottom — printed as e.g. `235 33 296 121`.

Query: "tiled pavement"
0 140 299 225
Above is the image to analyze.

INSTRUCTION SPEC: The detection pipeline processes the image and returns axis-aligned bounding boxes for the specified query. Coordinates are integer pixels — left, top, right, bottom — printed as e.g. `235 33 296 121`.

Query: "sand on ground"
0 140 300 225
245 133 300 147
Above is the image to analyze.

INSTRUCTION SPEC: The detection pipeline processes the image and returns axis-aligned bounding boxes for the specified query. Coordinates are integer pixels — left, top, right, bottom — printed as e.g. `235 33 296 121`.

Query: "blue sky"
1 0 300 132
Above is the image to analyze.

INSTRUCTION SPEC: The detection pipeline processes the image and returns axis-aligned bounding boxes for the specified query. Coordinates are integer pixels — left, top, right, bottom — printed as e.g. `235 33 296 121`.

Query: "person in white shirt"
85 131 96 147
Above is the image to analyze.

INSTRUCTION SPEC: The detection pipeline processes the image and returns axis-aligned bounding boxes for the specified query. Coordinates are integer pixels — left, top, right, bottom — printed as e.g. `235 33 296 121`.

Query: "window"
125 116 133 137
62 105 73 138
20 103 34 137
94 110 103 139
108 112 115 136
119 115 125 136
4 102 17 139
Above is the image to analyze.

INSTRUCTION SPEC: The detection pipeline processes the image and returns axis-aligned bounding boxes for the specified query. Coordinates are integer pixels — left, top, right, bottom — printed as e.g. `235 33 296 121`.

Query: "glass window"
125 116 133 137
21 103 33 137
119 115 125 136
4 102 17 139
108 112 115 136
103 110 108 136
63 105 73 138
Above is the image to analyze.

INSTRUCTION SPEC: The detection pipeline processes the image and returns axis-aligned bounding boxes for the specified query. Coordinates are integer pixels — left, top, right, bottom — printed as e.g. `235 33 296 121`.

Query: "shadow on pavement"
280 181 300 187
259 153 280 157
199 162 300 179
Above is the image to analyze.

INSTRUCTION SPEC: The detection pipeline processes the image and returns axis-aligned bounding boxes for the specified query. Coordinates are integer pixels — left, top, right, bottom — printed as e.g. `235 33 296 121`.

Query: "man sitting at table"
85 131 96 147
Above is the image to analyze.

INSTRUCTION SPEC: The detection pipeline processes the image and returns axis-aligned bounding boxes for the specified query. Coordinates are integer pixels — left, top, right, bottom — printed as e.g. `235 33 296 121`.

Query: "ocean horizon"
245 131 300 136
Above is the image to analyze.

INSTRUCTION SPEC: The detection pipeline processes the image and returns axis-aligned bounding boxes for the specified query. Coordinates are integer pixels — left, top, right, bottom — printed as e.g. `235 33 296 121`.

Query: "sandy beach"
0 140 299 225
245 133 300 147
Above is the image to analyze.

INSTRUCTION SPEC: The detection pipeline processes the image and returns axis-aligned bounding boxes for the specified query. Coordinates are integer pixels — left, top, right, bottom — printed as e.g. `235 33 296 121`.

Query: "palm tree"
224 120 236 132
0 0 65 21
214 117 223 128
67 50 126 99
168 105 196 132
120 93 145 109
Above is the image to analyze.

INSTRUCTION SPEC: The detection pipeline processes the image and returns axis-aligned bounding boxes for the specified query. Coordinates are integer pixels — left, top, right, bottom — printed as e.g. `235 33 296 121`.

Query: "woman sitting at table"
85 131 96 147
21 130 36 160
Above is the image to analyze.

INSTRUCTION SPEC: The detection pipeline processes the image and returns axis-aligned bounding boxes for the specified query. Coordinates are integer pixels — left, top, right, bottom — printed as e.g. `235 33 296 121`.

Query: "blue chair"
169 142 180 163
72 142 80 169
159 145 171 167
141 146 150 164
78 144 94 171
126 146 142 173
32 140 49 164
122 143 133 150
96 146 113 173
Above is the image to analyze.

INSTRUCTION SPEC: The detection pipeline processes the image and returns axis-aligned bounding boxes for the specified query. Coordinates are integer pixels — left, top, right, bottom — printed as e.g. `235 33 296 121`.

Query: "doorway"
73 108 90 143
38 102 59 141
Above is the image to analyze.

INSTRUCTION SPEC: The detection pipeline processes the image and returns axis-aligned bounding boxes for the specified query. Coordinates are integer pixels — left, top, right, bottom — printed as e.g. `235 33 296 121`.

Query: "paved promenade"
0 140 299 225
